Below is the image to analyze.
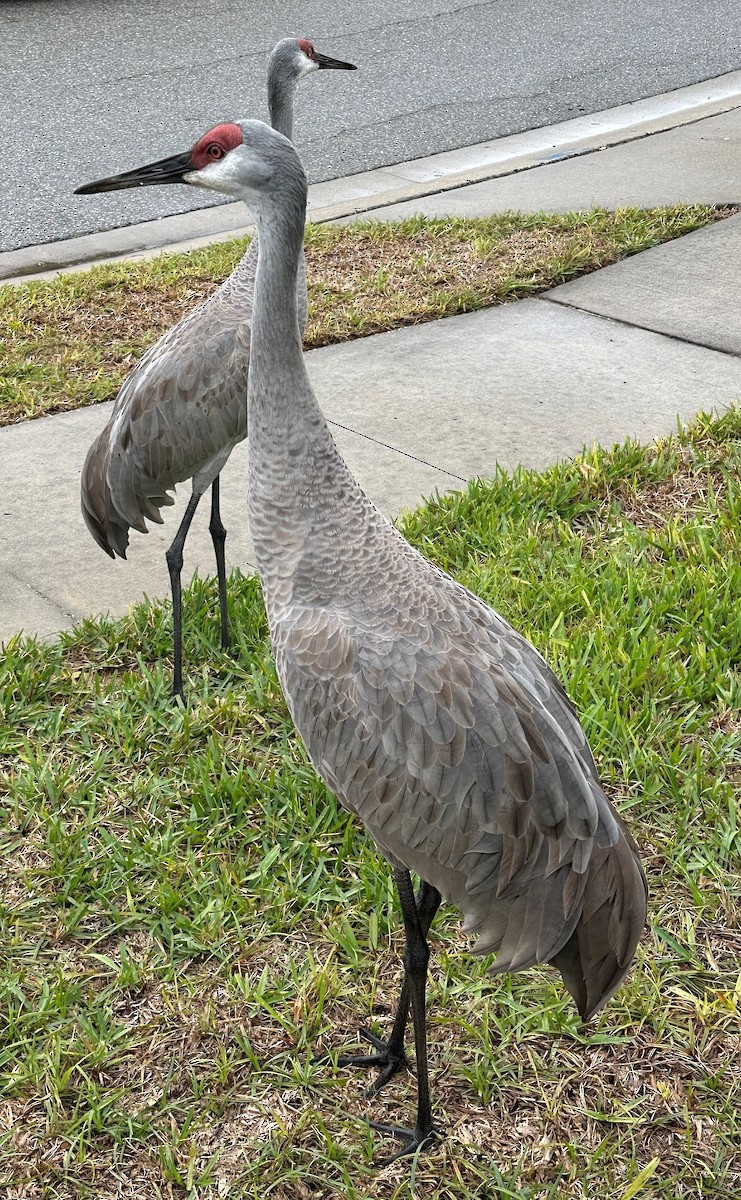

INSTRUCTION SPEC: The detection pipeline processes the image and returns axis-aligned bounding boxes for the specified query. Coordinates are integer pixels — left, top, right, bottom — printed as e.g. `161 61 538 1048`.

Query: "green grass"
0 205 734 426
2 409 741 1198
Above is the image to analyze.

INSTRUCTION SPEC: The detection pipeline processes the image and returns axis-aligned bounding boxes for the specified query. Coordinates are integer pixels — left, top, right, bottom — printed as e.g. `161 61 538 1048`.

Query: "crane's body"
81 251 256 558
244 144 645 1023
77 39 355 698
240 121 647 1158
79 118 647 1165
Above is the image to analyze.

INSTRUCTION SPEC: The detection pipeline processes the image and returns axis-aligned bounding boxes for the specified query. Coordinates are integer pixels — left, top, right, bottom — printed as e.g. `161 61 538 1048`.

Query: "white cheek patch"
185 151 272 197
184 156 243 193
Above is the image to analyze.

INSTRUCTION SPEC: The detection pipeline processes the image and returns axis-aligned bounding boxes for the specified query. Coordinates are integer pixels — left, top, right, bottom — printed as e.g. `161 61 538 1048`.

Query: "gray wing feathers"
280 568 645 1009
552 824 647 1018
80 244 258 557
81 239 312 557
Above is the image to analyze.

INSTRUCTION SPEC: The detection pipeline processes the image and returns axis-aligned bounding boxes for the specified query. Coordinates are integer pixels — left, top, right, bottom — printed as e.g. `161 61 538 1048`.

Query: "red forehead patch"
191 122 243 170
296 37 315 57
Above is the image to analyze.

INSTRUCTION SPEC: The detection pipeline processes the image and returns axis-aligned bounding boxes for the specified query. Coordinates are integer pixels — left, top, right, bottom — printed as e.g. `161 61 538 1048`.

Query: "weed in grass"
1 409 741 1197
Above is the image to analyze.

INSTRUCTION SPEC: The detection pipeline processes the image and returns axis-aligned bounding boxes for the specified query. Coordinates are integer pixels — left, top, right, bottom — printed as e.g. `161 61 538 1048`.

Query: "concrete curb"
3 70 741 284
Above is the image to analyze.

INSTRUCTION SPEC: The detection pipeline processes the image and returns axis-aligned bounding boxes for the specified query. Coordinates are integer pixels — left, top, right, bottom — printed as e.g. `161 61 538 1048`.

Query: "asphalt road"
3 0 739 252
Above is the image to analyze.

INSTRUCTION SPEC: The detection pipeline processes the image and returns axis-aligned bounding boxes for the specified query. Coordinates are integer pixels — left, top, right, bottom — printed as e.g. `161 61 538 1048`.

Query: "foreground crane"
77 119 647 1165
76 39 356 700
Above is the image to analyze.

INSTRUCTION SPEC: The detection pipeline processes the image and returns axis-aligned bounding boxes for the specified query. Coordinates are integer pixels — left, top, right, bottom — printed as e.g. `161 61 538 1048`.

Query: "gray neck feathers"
251 193 305 362
248 170 317 449
268 74 296 141
247 164 358 587
266 67 308 329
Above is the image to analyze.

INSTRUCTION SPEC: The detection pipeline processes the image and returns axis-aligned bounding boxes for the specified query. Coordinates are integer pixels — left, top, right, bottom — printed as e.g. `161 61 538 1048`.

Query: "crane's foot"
335 1028 410 1097
368 1119 440 1166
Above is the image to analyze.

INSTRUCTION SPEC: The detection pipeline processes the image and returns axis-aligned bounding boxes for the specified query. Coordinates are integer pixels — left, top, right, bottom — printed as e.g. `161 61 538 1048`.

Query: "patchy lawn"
1 409 740 1198
0 205 734 425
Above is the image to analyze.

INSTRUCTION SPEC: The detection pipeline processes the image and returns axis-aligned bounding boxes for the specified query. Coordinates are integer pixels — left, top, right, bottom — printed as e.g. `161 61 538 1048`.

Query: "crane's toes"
368 1119 440 1166
335 1028 410 1096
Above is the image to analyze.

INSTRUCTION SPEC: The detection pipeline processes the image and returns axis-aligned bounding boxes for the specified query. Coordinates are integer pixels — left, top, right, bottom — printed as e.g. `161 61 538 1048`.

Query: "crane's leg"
368 867 440 1164
336 878 441 1096
208 476 230 650
166 491 202 702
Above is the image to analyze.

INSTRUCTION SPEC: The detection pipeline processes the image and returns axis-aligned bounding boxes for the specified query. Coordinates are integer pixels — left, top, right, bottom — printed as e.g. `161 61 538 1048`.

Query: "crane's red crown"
191 123 244 170
296 37 316 58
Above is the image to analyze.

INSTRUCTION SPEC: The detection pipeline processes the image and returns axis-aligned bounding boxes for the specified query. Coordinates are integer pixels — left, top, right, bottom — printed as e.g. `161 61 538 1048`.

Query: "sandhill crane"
77 120 647 1165
75 38 356 700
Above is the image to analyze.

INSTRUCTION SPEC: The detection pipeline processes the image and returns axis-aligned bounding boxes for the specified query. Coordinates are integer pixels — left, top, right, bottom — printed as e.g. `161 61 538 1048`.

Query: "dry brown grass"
614 469 729 530
1 205 734 426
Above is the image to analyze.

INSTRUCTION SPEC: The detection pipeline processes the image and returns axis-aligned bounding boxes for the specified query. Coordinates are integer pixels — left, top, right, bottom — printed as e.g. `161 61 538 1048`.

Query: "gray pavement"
4 0 741 252
550 216 741 356
0 404 462 642
354 106 741 221
2 104 740 645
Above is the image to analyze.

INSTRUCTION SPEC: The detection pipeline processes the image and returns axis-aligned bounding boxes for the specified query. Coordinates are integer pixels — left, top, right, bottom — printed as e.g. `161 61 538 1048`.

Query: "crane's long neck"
268 75 296 140
249 193 306 389
246 172 361 603
266 73 309 333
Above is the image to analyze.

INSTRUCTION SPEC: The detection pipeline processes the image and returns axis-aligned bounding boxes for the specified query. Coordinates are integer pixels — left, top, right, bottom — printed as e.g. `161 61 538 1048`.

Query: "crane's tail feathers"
552 830 647 1021
80 502 116 558
81 438 118 557
81 429 178 558
80 488 129 559
79 483 116 558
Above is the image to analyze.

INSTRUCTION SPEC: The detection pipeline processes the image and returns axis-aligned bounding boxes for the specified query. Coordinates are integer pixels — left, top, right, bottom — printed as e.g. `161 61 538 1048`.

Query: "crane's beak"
74 150 195 194
315 51 357 70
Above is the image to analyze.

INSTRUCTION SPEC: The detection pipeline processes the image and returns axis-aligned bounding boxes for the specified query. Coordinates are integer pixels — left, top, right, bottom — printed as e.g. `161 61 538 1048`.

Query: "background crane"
76 38 356 700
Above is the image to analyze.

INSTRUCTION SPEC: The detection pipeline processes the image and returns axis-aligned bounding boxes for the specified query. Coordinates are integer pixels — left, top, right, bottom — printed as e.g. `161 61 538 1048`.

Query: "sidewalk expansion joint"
326 419 468 482
540 294 741 361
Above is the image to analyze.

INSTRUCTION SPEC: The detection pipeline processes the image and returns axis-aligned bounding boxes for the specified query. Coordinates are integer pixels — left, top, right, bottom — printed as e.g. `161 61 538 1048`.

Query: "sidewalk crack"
2 562 77 623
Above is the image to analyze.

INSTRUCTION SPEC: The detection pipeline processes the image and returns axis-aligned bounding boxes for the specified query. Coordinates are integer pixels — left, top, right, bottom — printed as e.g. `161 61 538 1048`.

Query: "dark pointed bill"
74 150 194 195
315 51 357 70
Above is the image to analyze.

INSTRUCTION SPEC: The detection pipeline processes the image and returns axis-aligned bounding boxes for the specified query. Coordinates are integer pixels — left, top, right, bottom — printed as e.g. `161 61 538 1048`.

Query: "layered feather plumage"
270 508 646 1018
238 119 646 1026
80 251 256 557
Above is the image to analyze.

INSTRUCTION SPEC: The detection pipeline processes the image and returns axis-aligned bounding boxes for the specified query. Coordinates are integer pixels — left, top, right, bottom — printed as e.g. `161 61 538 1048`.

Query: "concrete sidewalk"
2 99 740 645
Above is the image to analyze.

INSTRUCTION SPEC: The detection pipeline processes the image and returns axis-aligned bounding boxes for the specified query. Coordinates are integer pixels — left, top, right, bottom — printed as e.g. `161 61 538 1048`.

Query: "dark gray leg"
208 476 229 650
337 878 441 1096
165 491 201 702
369 868 440 1164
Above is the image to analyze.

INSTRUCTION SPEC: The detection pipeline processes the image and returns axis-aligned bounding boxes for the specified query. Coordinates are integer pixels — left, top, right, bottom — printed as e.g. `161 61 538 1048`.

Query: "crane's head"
271 36 357 78
75 119 305 207
266 38 356 140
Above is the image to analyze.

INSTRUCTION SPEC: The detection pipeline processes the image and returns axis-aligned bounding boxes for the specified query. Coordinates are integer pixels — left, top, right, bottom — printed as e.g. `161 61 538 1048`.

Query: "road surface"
2 0 739 251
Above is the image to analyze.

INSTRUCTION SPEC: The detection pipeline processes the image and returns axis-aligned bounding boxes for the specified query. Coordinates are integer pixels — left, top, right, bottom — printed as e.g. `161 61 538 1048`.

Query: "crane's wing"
277 548 645 1012
80 244 257 557
81 241 312 557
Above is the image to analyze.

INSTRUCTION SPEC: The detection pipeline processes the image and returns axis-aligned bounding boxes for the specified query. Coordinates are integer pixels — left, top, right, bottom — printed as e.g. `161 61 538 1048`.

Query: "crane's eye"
206 142 225 160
